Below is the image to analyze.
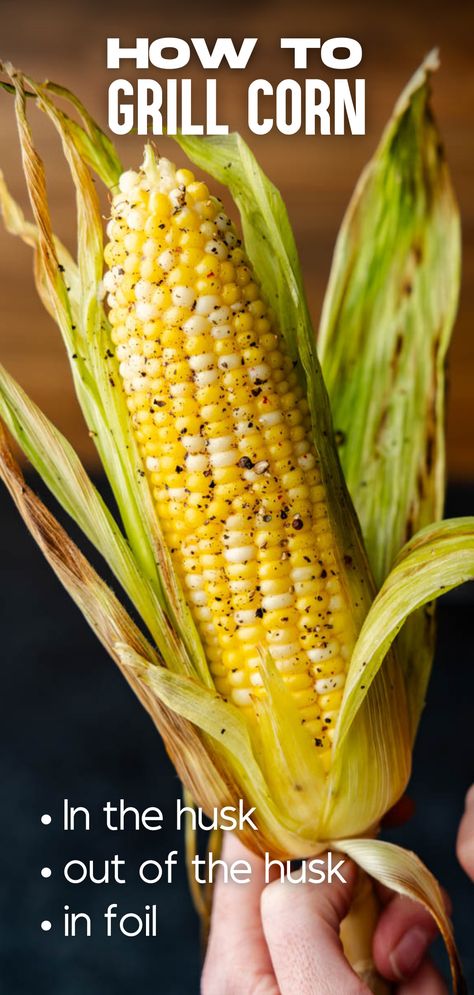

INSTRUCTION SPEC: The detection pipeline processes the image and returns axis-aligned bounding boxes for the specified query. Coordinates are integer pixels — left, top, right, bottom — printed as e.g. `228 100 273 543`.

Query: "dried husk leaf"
317 52 461 737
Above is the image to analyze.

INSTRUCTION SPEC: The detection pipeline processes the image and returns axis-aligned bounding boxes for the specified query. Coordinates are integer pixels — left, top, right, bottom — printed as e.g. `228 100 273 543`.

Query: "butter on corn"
103 152 356 755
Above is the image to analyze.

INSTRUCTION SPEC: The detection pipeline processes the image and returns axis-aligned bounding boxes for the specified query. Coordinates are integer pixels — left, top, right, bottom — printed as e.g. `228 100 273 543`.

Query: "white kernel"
119 355 145 377
146 456 160 471
218 354 241 370
194 369 218 387
259 410 283 427
205 239 227 259
196 295 221 316
116 344 130 361
209 306 231 325
231 688 253 706
294 580 317 596
189 353 215 372
103 267 122 292
275 656 306 674
299 452 316 470
250 671 263 687
261 593 293 611
182 434 205 452
127 208 146 231
225 531 250 548
185 454 208 471
207 436 234 453
135 301 159 321
307 641 340 663
249 363 270 382
145 358 160 377
329 595 344 611
158 249 177 272
269 642 300 660
229 579 254 592
119 170 140 194
291 566 314 582
172 286 195 308
130 374 151 391
235 420 254 437
315 673 345 695
224 230 238 247
182 315 209 336
185 575 203 590
224 546 256 564
210 450 237 468
235 609 258 625
211 324 232 340
135 280 154 301
189 590 207 606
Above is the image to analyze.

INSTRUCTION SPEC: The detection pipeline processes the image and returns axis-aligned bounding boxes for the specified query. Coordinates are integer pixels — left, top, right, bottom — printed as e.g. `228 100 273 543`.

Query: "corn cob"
103 152 356 755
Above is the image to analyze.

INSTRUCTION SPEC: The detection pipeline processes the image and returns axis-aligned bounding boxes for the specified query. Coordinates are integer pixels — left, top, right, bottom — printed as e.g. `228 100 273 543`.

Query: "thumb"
260 853 367 995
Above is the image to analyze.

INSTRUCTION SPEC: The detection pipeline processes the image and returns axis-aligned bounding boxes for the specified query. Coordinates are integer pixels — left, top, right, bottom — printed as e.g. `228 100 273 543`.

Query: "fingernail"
389 926 431 980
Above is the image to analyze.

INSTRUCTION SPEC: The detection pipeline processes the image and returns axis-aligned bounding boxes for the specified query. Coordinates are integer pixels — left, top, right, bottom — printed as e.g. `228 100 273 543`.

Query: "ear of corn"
0 59 470 993
104 150 361 754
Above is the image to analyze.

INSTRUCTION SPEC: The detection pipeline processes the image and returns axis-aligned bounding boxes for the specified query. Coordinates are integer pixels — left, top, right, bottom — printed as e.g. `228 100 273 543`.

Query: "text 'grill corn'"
104 152 355 754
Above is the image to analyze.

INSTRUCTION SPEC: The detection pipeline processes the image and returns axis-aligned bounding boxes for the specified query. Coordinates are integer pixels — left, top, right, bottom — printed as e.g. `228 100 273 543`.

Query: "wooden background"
0 0 472 478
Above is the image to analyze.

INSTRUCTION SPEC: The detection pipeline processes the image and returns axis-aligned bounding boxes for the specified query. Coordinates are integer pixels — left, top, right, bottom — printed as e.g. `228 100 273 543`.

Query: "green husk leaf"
317 53 461 736
321 659 411 840
337 518 474 747
0 361 188 670
335 837 466 994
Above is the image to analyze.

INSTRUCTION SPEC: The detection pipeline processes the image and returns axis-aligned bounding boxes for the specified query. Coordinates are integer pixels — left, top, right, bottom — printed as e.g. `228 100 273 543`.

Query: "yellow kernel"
219 261 235 283
243 282 259 302
222 283 240 306
104 242 126 266
145 215 168 237
234 312 253 333
186 181 209 202
180 230 204 249
196 277 220 295
140 258 163 281
173 207 200 231
198 199 218 220
181 247 203 267
176 168 195 187
236 265 251 286
149 190 172 217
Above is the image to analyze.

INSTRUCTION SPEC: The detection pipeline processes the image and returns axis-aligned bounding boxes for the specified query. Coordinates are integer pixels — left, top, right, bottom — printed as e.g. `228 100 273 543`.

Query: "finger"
261 854 367 995
457 784 474 881
397 959 449 994
373 892 440 982
201 835 278 995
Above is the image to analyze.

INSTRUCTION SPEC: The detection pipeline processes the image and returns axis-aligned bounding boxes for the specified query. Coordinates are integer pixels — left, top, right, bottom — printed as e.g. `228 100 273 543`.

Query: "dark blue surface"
0 478 473 994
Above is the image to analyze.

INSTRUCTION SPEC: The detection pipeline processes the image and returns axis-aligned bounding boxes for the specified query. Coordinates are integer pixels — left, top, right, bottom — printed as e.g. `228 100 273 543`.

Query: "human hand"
201 835 447 995
457 785 474 882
